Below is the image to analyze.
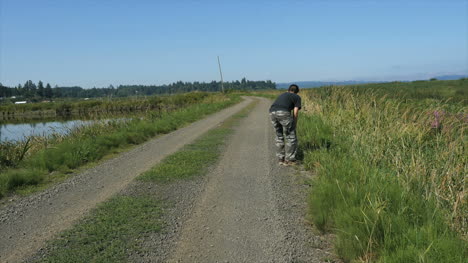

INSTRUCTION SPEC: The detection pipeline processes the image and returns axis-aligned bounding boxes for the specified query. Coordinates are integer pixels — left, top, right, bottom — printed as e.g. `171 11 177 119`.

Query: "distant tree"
16 84 23 97
23 80 37 98
0 79 276 100
53 85 62 98
23 80 31 97
0 83 10 98
44 83 53 98
430 78 437 81
37 80 45 97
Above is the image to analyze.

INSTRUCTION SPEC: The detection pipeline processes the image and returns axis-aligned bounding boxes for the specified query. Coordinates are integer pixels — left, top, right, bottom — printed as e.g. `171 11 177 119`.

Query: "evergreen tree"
37 80 44 98
0 83 9 98
23 80 31 97
23 80 37 98
45 83 53 98
16 84 23 97
53 85 62 98
0 79 276 100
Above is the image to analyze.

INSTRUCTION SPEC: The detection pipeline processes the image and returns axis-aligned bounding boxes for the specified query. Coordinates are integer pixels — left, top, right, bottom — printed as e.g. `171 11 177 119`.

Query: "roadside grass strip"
137 130 227 182
37 196 162 263
299 87 467 262
0 93 241 198
138 100 256 182
34 100 257 262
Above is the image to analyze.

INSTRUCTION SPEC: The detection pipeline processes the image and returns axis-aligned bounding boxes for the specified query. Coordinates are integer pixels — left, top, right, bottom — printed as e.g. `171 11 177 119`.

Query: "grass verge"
298 86 467 262
33 100 257 262
0 93 241 198
38 196 162 262
138 99 257 182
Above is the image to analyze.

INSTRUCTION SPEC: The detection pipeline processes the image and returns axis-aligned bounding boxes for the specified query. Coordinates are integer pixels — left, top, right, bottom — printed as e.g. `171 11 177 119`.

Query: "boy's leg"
270 112 285 161
279 115 297 162
285 129 297 161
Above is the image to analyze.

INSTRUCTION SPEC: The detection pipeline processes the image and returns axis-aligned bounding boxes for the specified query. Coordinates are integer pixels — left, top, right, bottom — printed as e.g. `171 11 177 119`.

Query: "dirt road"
167 98 330 262
0 98 253 263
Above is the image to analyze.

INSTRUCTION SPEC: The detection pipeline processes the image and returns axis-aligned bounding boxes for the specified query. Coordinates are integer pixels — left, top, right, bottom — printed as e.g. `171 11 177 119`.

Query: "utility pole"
217 56 225 93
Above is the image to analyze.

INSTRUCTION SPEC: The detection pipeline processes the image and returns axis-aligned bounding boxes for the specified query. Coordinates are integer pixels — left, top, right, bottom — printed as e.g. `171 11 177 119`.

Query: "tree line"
0 78 275 102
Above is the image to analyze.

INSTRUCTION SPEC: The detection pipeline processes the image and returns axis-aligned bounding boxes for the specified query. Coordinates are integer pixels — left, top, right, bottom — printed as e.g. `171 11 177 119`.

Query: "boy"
269 84 301 166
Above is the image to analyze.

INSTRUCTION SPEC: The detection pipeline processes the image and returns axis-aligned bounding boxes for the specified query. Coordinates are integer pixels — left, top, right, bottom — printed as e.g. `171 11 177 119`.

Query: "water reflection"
0 119 98 142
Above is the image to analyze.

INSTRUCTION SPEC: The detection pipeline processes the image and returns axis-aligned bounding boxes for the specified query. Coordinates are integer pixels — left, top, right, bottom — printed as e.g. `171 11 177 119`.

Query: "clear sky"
0 0 467 88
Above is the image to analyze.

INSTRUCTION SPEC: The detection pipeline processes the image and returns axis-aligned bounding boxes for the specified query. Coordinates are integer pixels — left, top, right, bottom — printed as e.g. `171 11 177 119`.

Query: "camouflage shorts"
269 110 297 161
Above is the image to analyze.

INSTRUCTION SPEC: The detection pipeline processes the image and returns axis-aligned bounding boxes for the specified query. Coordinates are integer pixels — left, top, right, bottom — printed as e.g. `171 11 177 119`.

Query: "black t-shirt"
269 92 302 112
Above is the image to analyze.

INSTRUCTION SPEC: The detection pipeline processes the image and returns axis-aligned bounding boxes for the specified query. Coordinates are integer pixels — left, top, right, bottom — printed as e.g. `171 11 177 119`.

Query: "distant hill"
432 75 468 80
276 80 376 89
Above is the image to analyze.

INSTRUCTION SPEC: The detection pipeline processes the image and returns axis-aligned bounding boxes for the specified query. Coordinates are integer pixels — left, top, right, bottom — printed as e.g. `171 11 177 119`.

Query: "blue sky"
0 0 467 88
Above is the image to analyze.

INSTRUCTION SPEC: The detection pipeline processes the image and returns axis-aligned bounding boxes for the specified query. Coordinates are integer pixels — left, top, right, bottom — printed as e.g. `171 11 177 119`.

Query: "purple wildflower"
431 110 445 129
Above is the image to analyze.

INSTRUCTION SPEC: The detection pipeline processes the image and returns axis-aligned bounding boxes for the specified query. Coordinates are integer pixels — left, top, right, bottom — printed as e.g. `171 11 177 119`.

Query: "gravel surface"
136 98 336 262
0 98 252 263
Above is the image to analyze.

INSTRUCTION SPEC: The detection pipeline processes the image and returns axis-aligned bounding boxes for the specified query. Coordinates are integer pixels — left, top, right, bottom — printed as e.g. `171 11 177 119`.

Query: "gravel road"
165 98 333 262
0 98 253 263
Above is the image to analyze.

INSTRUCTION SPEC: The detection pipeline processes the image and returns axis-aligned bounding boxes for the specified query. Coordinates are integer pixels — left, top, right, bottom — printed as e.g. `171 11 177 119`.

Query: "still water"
0 119 97 142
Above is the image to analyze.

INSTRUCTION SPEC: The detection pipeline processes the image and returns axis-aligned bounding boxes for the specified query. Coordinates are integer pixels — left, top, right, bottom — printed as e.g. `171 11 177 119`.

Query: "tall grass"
340 78 468 104
299 80 467 262
0 93 240 198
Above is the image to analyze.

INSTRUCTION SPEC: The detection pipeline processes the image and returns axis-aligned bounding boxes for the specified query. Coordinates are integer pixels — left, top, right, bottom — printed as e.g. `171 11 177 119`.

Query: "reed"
299 80 467 262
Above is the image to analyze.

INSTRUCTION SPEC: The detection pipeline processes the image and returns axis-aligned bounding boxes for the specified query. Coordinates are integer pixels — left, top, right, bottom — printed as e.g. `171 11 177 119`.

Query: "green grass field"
298 79 467 262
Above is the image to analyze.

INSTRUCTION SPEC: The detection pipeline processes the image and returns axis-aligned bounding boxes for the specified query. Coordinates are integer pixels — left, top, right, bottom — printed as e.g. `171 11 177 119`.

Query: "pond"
0 119 99 142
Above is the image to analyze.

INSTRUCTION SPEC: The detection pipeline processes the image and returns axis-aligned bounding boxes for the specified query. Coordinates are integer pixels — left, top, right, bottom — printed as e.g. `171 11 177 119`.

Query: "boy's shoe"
284 160 297 166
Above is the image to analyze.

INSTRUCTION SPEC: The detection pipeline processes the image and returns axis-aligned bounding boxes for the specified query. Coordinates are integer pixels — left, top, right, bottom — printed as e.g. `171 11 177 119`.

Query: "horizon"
4 74 467 90
1 0 467 88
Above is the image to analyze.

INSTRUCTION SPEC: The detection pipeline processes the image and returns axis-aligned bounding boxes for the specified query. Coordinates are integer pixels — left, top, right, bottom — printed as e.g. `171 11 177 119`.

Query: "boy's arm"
293 107 299 126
